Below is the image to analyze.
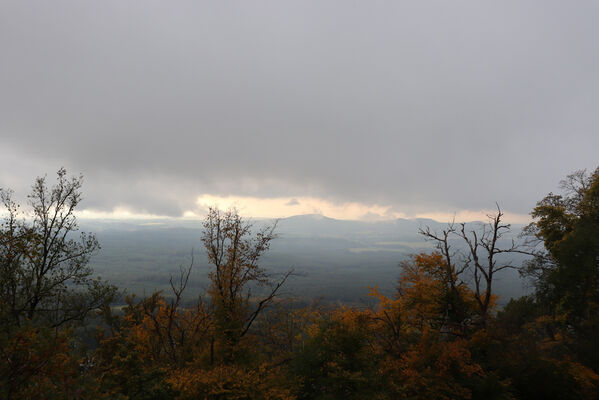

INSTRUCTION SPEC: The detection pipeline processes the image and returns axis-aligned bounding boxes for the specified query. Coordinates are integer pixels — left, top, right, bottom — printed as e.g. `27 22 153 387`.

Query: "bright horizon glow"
193 195 402 221
74 195 531 224
76 208 173 220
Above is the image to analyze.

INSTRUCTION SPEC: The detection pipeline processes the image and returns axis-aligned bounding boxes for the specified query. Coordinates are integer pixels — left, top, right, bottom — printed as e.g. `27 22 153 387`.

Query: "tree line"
1 167 598 399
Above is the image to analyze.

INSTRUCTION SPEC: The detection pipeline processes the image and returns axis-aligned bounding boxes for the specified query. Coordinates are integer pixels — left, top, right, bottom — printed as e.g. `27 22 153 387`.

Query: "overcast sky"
1 1 597 222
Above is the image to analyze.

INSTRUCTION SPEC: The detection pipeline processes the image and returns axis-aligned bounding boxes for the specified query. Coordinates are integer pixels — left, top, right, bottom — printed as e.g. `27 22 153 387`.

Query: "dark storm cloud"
1 1 598 217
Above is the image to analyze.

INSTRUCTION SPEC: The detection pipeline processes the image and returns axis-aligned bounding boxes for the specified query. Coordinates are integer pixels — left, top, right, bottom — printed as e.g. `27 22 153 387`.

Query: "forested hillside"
1 167 598 399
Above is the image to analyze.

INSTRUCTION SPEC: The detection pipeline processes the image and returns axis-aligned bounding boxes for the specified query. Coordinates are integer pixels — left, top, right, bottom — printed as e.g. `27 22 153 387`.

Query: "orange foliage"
1 326 105 399
565 361 599 399
167 364 295 400
398 252 479 334
385 334 483 400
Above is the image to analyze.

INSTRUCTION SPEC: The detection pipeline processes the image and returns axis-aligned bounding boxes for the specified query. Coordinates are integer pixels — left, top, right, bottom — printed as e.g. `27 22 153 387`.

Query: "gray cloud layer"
1 1 598 217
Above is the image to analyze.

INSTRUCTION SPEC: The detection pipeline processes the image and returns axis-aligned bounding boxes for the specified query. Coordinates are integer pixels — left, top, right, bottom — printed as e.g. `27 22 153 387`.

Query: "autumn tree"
0 169 116 399
397 252 477 336
94 208 295 399
366 254 495 399
460 168 599 400
202 207 291 362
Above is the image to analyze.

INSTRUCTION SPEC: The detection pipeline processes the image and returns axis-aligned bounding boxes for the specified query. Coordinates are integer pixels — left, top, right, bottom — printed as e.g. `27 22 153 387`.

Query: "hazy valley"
84 214 529 305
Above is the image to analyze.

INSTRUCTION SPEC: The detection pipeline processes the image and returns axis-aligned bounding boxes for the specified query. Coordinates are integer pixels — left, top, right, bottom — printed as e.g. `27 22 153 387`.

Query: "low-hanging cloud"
1 1 598 220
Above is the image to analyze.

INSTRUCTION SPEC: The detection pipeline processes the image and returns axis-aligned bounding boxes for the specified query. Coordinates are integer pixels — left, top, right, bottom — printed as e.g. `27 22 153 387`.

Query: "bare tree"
135 253 212 367
419 205 522 328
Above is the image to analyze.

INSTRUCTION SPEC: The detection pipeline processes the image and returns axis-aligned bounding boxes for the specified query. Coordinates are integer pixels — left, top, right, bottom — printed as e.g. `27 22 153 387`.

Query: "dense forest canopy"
1 167 598 399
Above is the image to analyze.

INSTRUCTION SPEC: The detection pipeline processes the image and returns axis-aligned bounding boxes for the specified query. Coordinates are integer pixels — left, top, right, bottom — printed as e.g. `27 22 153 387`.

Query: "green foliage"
97 337 178 400
496 296 542 333
292 312 381 400
0 169 117 399
524 168 599 369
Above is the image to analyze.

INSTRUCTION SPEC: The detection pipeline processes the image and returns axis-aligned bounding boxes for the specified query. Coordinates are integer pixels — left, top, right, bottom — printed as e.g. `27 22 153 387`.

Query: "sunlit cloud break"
193 195 399 221
68 196 530 224
189 195 530 224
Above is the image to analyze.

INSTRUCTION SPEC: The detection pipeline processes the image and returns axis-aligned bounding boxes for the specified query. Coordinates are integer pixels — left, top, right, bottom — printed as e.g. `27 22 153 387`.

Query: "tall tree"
0 169 116 399
523 167 599 367
201 207 291 362
0 168 116 328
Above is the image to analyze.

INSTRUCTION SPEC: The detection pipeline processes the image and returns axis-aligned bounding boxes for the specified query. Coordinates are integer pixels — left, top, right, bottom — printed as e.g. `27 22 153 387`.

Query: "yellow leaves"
398 252 450 330
395 252 484 335
367 286 403 349
167 364 295 400
103 291 213 369
566 361 599 398
412 252 449 278
369 285 399 310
